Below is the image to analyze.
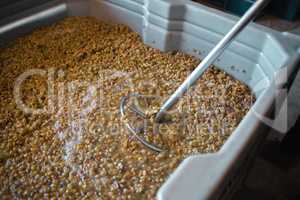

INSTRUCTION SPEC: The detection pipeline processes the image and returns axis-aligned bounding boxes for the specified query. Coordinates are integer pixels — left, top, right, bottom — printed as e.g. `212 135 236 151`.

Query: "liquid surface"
0 17 254 199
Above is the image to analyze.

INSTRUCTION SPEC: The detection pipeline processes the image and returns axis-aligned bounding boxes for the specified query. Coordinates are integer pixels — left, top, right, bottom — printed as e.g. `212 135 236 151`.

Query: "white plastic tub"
0 0 299 199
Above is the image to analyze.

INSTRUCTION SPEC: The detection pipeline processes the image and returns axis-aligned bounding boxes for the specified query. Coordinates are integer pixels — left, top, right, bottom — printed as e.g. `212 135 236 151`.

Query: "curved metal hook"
120 94 164 153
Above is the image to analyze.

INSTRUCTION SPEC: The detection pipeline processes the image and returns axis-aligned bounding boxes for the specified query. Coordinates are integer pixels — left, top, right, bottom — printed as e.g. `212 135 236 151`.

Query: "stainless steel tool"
120 0 270 153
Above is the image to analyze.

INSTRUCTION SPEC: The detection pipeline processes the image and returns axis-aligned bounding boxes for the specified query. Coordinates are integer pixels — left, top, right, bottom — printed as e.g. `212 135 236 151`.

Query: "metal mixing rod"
120 0 270 153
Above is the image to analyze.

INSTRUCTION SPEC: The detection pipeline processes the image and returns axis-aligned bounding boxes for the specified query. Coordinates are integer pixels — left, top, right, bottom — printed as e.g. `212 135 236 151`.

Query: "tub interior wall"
85 0 288 97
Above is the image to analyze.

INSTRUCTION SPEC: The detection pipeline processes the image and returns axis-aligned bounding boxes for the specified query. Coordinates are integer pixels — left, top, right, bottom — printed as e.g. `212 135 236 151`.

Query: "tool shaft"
155 0 270 122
